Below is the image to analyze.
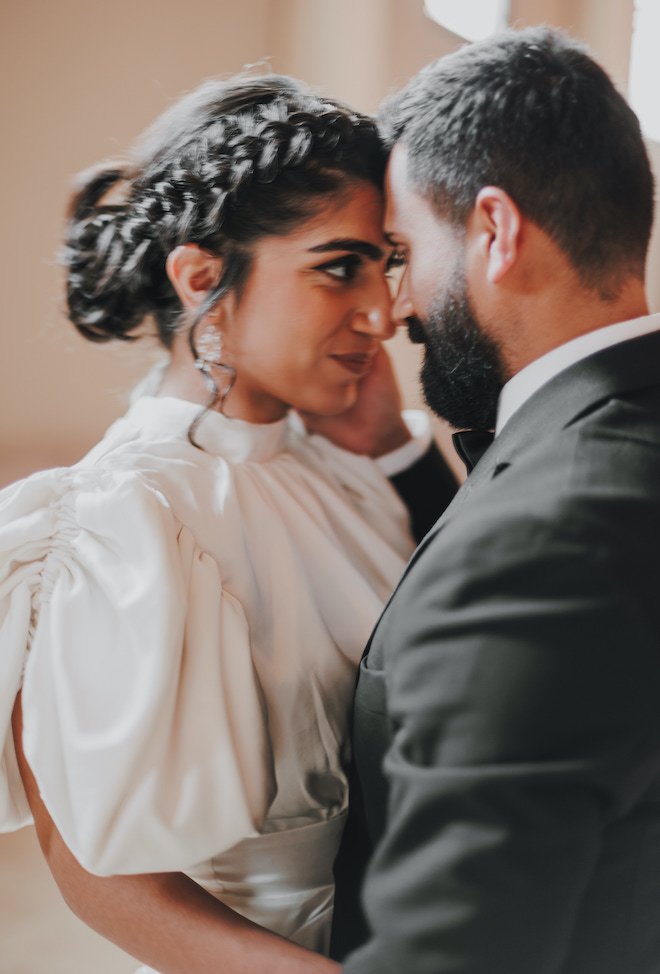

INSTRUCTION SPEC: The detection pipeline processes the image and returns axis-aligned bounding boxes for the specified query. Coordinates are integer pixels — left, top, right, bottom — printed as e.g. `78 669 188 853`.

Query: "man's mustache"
405 316 427 344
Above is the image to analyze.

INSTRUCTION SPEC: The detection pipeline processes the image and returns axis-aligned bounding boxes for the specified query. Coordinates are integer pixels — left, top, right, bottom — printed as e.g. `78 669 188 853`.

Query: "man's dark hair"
379 27 654 299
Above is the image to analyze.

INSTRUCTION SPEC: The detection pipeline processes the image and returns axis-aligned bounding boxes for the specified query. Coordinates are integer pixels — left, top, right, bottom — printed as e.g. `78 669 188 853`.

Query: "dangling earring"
194 323 224 374
189 318 236 425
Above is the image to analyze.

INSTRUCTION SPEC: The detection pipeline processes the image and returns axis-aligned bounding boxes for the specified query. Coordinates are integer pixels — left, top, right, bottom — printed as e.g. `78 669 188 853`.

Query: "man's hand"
300 346 412 457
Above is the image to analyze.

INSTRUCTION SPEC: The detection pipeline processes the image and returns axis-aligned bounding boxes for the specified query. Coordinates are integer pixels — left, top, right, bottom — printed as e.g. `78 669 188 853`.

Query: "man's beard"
408 263 508 431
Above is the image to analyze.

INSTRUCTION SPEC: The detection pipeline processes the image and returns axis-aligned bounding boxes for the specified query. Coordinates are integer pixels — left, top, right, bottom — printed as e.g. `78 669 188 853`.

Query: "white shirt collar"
496 312 660 435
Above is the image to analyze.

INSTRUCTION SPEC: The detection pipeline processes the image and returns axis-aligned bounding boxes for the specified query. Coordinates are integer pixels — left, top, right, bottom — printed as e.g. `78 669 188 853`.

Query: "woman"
1 75 453 973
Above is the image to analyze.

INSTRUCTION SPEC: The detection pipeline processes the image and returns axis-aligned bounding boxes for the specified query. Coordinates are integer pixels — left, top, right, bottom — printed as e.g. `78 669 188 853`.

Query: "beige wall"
0 0 655 487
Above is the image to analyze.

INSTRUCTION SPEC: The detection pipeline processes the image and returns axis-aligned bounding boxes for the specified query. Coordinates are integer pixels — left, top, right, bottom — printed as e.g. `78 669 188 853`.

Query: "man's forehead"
387 142 410 184
384 142 453 243
384 143 414 237
384 144 411 207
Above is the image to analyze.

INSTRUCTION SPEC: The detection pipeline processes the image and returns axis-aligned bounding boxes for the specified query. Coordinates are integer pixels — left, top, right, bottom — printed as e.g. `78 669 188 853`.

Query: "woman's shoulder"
0 458 273 867
0 458 185 587
0 455 170 513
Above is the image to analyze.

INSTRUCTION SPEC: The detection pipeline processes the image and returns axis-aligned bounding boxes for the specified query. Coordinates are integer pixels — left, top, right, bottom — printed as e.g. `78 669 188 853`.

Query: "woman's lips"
330 353 375 375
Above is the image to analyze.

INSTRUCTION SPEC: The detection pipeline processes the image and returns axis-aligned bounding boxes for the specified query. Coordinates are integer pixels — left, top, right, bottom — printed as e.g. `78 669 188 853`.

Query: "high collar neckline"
125 396 292 462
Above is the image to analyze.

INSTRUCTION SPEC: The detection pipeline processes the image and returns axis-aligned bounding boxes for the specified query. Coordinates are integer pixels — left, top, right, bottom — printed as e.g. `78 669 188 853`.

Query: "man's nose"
391 276 415 327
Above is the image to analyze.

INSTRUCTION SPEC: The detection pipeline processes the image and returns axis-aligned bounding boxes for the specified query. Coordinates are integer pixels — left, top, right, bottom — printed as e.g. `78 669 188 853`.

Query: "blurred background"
2 0 659 492
0 1 658 970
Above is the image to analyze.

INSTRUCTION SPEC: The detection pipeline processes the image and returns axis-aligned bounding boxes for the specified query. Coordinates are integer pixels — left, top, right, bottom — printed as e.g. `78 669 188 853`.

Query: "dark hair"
64 74 386 347
378 27 654 299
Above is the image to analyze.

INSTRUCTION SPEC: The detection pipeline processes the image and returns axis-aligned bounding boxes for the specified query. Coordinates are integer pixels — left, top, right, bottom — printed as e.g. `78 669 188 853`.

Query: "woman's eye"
314 255 362 282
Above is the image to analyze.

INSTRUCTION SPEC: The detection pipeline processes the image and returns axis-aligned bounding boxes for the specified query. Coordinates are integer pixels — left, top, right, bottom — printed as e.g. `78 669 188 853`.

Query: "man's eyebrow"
307 238 384 261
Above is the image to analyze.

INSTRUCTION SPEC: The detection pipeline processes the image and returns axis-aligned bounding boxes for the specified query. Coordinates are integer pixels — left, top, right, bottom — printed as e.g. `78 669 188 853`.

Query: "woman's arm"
12 693 339 974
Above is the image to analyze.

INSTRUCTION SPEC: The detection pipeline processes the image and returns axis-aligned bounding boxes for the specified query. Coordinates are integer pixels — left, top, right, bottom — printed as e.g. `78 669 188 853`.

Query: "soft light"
628 0 660 144
424 0 509 43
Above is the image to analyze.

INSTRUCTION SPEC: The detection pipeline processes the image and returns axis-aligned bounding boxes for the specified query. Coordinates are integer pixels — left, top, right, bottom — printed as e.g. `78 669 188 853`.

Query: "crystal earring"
194 324 223 371
190 319 236 424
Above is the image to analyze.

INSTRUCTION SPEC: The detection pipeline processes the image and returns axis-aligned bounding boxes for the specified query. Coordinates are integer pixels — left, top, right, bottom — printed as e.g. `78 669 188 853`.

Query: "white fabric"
496 312 660 434
0 395 414 950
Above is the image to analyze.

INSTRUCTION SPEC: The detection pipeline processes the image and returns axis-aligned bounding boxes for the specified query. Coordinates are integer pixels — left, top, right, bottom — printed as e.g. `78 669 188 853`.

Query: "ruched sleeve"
0 467 275 876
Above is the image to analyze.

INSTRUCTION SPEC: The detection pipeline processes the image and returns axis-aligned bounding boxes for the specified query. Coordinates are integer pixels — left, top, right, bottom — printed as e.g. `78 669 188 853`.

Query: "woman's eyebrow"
307 238 384 261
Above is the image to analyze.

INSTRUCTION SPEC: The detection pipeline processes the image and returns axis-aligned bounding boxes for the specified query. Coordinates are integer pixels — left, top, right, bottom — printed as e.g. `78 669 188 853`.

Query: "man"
331 27 660 974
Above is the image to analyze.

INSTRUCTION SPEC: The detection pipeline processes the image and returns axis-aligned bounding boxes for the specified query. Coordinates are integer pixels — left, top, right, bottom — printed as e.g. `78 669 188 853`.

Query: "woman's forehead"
255 183 387 261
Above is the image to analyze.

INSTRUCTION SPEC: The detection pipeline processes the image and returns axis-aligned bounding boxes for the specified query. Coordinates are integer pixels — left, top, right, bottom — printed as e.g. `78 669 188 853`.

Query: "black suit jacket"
332 328 660 974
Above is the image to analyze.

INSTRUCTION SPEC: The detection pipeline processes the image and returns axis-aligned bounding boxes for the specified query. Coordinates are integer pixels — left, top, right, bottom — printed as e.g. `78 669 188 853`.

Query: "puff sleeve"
0 468 275 876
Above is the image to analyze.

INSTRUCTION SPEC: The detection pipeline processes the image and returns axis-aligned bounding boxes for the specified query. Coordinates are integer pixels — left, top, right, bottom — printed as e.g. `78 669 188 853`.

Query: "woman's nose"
352 276 396 340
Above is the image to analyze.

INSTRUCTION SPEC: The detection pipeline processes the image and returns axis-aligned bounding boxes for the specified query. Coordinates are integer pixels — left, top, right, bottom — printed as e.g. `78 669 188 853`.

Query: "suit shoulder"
415 409 660 595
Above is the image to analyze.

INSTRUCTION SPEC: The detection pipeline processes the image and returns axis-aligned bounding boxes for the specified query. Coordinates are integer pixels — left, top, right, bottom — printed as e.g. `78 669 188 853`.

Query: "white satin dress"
0 395 415 964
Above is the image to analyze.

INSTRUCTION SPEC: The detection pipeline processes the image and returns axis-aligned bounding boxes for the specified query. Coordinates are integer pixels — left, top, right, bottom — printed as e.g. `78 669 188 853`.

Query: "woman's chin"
318 392 358 417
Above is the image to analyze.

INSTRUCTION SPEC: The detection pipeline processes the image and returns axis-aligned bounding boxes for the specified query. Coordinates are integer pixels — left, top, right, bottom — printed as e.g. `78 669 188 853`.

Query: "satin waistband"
186 810 347 894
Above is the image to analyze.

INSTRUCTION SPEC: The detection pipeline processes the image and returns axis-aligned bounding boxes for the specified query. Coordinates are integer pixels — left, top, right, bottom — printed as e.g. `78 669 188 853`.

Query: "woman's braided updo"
63 75 387 348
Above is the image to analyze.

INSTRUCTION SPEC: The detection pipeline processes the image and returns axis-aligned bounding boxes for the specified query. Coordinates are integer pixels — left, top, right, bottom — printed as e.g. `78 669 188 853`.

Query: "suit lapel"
490 327 660 465
451 326 660 493
359 453 493 661
361 329 660 663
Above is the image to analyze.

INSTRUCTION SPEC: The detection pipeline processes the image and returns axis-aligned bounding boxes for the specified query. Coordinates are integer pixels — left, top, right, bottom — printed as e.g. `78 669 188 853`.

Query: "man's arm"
12 693 338 974
343 511 660 973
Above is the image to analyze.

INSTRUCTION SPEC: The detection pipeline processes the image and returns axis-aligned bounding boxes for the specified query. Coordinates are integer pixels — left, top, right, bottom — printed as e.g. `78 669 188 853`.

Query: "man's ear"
165 244 223 310
472 187 521 284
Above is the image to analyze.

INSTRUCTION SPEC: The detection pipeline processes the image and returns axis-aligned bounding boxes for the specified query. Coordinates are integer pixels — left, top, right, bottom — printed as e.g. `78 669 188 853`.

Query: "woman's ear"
472 187 522 284
166 244 223 310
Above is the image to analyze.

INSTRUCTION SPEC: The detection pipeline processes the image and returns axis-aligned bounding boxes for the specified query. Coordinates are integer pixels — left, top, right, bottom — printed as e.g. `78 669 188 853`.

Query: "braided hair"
63 75 386 348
